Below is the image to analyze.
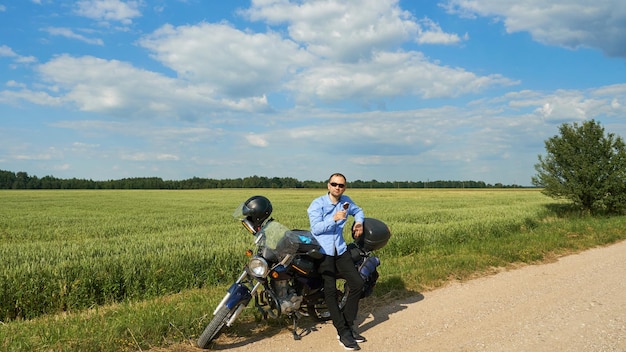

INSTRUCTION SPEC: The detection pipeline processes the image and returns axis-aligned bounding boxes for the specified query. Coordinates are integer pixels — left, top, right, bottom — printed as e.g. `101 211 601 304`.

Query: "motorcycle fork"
214 270 248 315
226 281 262 327
214 270 264 327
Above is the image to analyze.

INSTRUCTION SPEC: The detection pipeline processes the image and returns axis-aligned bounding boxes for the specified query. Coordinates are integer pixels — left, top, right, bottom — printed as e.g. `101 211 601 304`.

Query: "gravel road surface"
162 240 626 352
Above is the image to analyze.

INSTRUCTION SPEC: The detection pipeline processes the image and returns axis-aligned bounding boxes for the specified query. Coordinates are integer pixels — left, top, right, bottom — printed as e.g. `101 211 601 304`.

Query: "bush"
532 119 626 214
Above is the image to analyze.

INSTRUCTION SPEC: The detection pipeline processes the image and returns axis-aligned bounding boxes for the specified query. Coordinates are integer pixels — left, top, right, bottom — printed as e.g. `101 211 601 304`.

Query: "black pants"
319 251 364 335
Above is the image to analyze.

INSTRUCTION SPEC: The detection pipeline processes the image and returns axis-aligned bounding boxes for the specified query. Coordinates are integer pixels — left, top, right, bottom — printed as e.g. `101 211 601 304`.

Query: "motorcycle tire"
197 304 239 349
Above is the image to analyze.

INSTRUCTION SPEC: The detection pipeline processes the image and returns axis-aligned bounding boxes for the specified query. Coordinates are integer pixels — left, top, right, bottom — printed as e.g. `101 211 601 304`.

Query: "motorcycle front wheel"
197 304 239 349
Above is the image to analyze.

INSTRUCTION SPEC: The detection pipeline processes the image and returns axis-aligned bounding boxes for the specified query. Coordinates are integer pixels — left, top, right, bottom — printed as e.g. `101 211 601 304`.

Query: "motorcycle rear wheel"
197 305 239 349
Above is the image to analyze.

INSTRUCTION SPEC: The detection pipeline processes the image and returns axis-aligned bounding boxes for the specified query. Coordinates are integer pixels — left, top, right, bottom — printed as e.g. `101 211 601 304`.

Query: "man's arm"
308 198 336 235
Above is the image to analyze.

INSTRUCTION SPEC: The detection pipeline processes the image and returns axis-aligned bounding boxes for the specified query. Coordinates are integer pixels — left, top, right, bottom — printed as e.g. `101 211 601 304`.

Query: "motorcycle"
197 195 391 349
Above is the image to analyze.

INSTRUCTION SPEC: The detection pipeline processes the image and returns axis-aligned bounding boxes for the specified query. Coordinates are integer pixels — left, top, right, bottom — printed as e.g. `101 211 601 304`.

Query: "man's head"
327 173 347 198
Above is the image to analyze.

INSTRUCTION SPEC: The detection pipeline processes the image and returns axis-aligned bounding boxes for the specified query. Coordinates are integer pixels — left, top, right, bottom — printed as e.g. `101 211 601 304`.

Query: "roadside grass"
1 189 624 351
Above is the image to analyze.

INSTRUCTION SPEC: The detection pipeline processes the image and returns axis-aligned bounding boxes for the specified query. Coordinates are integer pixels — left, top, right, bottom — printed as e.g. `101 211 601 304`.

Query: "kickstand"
290 312 317 340
291 314 302 340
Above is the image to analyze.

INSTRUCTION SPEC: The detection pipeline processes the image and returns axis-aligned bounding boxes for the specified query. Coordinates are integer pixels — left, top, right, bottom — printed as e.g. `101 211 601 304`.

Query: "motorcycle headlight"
248 257 269 278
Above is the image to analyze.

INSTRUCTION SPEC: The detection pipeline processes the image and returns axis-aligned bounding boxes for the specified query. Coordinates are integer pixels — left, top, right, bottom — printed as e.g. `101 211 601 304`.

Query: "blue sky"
1 0 626 186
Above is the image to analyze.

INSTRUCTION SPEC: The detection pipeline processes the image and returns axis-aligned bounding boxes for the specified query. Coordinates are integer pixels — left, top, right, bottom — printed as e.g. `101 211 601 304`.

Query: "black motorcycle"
197 195 390 349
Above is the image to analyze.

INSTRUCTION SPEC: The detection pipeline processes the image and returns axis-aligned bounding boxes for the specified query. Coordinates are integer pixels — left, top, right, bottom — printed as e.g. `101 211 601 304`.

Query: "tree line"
0 170 522 190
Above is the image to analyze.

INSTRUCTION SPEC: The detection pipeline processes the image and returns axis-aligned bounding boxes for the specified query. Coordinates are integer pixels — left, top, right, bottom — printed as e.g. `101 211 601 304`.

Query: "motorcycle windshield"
261 220 299 259
232 201 300 261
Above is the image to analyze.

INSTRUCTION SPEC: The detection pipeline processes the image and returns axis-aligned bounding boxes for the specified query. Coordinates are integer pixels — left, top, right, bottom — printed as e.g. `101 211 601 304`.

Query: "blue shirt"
307 193 364 256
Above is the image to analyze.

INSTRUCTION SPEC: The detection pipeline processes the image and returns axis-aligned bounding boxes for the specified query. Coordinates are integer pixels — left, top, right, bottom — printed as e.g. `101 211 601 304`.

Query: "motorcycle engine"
273 280 303 314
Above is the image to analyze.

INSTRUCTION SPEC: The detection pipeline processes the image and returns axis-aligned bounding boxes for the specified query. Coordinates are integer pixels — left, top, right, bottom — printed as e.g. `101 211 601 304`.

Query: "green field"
1 189 625 351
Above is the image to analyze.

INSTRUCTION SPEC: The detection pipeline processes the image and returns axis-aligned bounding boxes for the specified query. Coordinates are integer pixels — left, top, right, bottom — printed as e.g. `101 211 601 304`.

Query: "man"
308 173 366 351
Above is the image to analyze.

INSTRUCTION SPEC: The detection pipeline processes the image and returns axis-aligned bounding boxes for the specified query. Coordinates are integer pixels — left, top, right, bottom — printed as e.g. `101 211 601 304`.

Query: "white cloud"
120 152 179 162
139 22 313 98
6 81 26 88
0 45 16 57
33 55 270 116
121 152 150 161
0 88 63 106
4 0 625 185
242 0 463 61
115 152 178 162
444 0 626 57
0 45 37 64
51 120 222 146
0 0 514 119
592 83 626 97
74 0 142 25
287 51 516 103
52 163 71 171
611 99 621 109
416 18 467 45
14 147 62 161
14 55 37 64
69 142 100 152
44 27 104 45
157 154 179 161
245 134 269 147
506 88 625 123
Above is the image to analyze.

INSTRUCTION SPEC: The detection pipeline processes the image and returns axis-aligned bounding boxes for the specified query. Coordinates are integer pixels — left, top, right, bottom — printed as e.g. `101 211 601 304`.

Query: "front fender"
225 282 252 309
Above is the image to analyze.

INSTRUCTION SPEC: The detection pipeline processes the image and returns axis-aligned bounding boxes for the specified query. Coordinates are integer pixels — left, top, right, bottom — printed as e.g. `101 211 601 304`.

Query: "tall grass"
0 190 253 321
1 189 624 351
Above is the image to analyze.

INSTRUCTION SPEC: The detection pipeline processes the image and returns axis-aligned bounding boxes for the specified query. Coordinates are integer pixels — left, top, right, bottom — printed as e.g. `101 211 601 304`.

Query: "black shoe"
350 328 367 343
338 332 361 351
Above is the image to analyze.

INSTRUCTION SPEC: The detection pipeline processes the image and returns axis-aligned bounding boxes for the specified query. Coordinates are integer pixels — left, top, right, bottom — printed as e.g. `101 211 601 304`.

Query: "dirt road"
167 240 626 352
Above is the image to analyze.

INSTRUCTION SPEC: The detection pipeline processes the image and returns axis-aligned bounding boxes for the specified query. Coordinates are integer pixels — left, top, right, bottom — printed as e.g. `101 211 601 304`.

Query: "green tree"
0 170 17 189
532 119 626 214
14 171 29 189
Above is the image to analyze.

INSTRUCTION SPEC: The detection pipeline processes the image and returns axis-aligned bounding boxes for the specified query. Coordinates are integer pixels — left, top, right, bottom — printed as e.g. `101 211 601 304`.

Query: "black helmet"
242 195 273 228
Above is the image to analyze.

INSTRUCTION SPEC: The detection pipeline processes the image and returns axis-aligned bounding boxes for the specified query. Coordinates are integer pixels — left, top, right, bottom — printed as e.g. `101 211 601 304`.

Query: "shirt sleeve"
308 196 336 236
343 196 365 224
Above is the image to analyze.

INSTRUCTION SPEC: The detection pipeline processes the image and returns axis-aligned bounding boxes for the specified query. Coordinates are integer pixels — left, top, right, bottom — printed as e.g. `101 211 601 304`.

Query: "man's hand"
334 210 347 222
352 222 363 238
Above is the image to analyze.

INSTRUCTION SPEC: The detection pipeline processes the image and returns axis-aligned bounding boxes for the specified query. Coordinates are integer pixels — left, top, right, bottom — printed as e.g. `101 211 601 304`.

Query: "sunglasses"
329 182 345 188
